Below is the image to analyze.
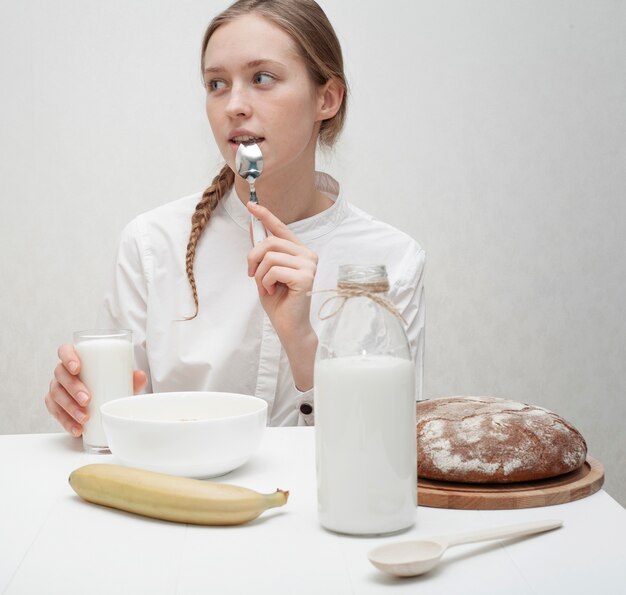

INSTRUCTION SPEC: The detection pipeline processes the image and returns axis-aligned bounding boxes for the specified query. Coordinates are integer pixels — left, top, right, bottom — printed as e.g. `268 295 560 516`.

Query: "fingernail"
68 361 79 373
76 410 87 423
76 391 89 406
71 426 82 437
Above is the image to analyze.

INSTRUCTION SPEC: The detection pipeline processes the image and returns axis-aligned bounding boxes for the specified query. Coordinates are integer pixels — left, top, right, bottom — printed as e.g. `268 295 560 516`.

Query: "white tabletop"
1 428 625 594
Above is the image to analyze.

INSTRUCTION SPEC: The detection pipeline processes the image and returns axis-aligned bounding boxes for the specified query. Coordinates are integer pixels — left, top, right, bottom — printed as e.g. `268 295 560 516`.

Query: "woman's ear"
317 78 344 122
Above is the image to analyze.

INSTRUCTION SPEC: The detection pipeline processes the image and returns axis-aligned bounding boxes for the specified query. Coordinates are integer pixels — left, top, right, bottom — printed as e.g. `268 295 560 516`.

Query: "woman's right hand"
44 343 147 437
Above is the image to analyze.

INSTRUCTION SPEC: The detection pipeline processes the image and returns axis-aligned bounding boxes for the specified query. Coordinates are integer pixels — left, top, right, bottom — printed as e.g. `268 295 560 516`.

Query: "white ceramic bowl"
100 391 268 478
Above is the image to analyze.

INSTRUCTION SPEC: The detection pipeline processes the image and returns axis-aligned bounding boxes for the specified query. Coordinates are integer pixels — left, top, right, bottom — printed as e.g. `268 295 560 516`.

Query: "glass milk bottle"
314 264 417 535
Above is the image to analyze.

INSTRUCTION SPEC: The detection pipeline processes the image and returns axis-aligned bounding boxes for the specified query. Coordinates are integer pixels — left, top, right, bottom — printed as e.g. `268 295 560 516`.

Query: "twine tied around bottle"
307 280 407 325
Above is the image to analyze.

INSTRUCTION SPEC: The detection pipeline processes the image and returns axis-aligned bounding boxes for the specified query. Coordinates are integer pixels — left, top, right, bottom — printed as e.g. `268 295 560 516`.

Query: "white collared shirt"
98 173 425 426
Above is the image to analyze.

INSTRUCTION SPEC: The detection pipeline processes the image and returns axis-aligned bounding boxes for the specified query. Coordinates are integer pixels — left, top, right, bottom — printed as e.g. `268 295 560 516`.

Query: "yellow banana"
69 464 289 526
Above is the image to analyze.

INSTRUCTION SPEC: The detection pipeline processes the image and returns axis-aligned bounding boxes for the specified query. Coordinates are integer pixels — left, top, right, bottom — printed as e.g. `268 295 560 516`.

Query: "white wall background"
1 1 624 506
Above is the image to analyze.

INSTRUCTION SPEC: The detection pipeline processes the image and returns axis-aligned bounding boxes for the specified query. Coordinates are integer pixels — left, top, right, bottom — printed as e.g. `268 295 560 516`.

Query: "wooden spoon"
368 519 563 577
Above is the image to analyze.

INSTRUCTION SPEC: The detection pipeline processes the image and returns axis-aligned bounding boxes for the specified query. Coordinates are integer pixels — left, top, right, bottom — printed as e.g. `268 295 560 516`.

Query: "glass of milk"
73 329 134 454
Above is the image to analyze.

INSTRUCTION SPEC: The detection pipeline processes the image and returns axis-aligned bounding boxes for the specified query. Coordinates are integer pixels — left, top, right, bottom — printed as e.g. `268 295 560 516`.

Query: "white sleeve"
296 387 315 426
390 247 426 401
96 217 152 392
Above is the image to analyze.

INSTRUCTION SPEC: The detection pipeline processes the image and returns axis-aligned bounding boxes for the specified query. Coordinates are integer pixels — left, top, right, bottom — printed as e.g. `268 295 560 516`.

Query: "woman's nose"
225 83 251 118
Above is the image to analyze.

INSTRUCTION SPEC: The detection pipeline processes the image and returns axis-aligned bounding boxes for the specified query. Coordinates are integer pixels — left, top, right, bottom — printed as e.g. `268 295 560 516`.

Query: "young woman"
44 0 425 432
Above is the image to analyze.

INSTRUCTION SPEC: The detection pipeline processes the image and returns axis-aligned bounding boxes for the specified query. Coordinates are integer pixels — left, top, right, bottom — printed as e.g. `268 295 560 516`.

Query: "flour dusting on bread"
416 396 587 483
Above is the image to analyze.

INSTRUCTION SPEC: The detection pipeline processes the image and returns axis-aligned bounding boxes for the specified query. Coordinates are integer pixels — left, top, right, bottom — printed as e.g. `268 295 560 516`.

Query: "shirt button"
299 403 313 415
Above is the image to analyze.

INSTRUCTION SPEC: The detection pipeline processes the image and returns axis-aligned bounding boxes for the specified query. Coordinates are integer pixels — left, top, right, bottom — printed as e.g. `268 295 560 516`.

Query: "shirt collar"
221 172 348 242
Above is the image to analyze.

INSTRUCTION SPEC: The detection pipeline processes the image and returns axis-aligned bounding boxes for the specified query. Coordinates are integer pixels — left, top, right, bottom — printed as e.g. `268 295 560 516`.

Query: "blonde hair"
185 0 348 319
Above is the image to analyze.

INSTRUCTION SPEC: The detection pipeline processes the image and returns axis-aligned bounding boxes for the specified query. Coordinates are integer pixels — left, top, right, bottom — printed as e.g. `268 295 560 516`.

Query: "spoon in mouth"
368 519 562 578
235 142 266 245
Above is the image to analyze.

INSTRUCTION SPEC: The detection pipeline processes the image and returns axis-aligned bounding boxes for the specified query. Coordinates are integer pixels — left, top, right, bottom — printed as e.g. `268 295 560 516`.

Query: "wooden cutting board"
417 456 604 510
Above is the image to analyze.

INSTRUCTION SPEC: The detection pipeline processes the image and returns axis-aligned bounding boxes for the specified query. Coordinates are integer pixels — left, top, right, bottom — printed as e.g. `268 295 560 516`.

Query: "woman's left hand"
246 201 318 390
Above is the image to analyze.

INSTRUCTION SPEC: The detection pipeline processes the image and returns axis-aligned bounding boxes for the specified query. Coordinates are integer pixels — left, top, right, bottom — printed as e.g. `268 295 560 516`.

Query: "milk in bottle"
314 265 417 535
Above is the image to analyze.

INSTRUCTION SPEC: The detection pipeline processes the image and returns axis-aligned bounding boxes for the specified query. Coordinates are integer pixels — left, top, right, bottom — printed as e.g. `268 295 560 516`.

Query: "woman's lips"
229 136 265 152
229 134 264 145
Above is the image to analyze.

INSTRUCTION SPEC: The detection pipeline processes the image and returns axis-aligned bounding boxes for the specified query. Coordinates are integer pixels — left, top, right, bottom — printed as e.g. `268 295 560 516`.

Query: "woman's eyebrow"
246 59 286 69
204 59 286 74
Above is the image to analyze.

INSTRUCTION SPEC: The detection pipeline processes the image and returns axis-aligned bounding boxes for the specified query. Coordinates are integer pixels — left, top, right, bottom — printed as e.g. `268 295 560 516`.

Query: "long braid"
184 164 235 319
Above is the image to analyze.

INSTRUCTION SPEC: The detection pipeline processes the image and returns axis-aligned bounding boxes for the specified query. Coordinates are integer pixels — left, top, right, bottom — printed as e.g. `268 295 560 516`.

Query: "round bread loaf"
416 396 587 483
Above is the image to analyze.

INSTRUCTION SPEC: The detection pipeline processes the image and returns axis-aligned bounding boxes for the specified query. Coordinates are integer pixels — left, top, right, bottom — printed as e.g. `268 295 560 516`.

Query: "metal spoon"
235 142 266 245
368 519 562 578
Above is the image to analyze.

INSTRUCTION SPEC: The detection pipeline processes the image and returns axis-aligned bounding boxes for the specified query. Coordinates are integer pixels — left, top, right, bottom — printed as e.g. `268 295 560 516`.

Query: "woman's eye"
207 79 226 91
253 72 275 85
